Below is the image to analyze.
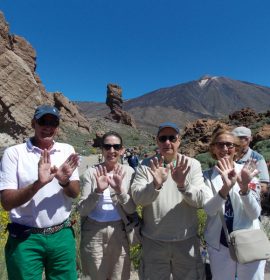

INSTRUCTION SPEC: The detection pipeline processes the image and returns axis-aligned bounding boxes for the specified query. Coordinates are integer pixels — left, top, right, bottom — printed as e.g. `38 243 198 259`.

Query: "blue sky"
1 0 270 102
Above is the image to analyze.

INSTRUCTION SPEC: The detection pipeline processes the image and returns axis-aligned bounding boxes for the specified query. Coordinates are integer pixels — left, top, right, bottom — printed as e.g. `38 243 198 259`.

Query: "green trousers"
5 227 77 280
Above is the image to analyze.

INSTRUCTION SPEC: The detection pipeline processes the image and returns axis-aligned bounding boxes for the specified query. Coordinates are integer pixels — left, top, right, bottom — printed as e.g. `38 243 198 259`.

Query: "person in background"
232 126 270 228
203 129 265 280
127 149 139 170
77 131 136 280
0 105 80 280
232 126 269 192
131 122 212 280
98 153 103 163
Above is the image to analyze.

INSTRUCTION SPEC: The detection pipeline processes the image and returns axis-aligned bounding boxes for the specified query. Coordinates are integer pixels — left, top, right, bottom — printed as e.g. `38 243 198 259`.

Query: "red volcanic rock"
0 11 90 145
105 83 136 127
253 125 270 141
229 107 259 125
180 119 231 157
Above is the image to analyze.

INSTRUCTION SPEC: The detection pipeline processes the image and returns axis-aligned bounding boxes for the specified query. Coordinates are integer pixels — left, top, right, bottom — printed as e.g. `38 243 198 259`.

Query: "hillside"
76 75 270 133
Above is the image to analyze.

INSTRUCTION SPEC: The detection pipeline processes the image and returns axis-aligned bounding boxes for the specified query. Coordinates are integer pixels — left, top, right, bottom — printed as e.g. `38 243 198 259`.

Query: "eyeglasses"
158 135 178 143
215 142 236 149
37 118 59 127
102 144 122 151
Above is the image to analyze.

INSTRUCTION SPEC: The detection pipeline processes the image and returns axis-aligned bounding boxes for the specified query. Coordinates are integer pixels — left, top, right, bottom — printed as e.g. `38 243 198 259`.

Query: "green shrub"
130 244 142 270
195 152 216 170
253 140 270 162
197 209 207 241
0 206 9 280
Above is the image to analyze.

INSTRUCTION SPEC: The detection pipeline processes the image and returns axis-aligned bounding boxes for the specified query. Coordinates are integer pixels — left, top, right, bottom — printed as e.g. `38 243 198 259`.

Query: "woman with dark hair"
77 131 136 280
203 129 265 280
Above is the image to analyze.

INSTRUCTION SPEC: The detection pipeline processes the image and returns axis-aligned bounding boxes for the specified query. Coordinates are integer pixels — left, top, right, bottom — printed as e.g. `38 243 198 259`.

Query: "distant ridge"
76 75 270 133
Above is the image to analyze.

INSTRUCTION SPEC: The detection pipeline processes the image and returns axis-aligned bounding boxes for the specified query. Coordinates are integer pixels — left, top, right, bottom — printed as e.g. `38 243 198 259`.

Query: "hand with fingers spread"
149 156 170 189
55 153 80 185
38 149 57 187
170 154 191 187
237 159 259 194
216 158 237 198
107 165 126 194
94 165 110 193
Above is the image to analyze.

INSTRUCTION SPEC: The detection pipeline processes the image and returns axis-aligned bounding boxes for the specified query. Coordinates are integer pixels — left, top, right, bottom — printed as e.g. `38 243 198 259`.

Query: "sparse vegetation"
253 140 270 162
195 152 216 170
0 206 8 280
58 123 155 157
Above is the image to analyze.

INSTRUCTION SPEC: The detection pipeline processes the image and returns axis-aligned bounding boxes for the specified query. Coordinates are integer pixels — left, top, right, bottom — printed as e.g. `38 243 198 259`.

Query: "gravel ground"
78 155 99 175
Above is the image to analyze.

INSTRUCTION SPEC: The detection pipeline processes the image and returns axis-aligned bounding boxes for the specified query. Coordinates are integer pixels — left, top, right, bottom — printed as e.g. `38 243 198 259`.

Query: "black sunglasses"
102 144 122 151
158 135 178 143
215 142 235 149
37 118 59 127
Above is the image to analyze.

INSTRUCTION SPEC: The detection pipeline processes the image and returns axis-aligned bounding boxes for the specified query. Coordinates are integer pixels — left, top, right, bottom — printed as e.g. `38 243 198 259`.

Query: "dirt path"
78 155 99 175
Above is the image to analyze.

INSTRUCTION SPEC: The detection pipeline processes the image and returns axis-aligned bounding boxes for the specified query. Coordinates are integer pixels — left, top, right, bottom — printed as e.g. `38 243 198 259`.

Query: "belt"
31 219 73 235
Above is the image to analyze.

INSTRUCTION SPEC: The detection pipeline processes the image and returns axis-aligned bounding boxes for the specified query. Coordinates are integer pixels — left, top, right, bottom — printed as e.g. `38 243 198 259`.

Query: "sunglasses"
102 144 122 151
158 135 178 143
215 142 235 149
37 118 59 127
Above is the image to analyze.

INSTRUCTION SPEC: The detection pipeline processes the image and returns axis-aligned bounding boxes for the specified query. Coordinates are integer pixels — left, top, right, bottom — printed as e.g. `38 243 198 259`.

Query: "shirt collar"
26 138 60 154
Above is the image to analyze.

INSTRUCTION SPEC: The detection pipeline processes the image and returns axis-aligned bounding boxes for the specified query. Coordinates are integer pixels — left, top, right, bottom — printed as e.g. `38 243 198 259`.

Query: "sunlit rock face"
0 11 90 146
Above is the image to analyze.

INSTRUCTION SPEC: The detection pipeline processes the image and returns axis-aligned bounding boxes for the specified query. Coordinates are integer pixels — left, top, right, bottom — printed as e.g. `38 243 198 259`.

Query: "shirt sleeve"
257 158 270 183
0 147 19 191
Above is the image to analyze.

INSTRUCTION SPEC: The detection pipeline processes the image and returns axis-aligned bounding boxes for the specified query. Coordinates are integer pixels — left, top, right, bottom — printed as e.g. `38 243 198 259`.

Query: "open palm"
56 153 80 183
149 156 169 189
216 158 237 192
171 154 190 186
38 149 57 185
107 165 126 193
94 165 109 192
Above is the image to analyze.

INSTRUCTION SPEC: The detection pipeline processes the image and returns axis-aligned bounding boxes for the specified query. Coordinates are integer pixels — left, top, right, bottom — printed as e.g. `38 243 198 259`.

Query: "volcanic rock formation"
105 83 136 127
0 11 90 146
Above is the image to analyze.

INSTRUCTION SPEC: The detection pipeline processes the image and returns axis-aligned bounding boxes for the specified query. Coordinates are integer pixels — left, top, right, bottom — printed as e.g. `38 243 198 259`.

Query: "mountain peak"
198 75 219 88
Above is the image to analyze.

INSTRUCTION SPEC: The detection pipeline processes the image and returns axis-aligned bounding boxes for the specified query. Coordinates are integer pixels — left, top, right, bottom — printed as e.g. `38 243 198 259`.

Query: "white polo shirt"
0 139 79 228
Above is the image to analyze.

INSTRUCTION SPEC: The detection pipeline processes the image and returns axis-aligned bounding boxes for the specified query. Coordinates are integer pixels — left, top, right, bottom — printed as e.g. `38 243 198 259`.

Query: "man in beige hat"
232 126 269 192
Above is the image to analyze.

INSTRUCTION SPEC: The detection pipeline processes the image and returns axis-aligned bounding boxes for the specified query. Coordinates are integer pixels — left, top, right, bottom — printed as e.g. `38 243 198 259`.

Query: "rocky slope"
0 11 90 147
180 108 270 158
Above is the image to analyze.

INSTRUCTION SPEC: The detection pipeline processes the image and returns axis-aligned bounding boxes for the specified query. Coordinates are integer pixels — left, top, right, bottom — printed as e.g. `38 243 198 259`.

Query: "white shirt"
0 139 79 228
89 187 121 222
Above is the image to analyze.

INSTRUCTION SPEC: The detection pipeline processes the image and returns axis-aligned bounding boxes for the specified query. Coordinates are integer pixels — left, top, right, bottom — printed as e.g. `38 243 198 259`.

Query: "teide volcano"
77 75 270 133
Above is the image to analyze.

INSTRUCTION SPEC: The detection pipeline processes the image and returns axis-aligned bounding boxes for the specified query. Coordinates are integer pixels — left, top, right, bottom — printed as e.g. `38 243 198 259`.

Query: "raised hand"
55 153 80 184
149 156 169 189
170 154 190 187
107 165 126 194
94 165 109 193
38 149 57 186
237 160 259 193
216 158 237 198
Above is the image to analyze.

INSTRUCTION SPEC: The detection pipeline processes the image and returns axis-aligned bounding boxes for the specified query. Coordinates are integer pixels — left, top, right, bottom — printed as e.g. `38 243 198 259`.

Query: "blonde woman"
203 129 265 280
